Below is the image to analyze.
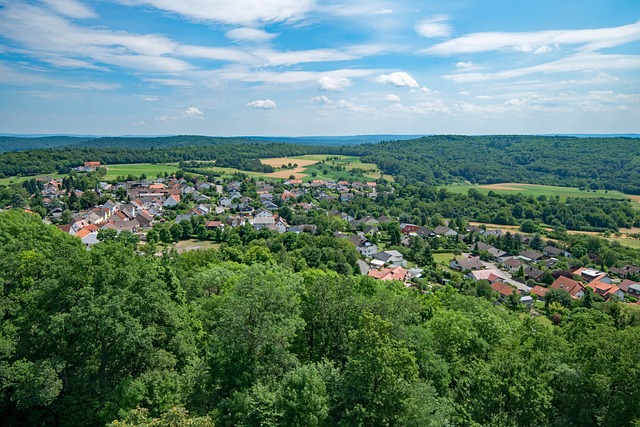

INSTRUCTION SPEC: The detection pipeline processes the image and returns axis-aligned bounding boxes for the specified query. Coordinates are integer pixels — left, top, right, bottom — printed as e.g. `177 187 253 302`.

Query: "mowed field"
104 163 181 179
444 182 636 202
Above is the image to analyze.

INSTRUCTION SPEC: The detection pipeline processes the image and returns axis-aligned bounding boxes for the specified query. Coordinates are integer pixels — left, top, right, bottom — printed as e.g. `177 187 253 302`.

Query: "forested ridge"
2 135 640 193
1 210 639 426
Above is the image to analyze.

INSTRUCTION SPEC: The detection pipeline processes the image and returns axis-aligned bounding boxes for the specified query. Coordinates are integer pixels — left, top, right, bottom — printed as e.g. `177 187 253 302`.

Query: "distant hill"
245 135 428 146
0 134 428 152
0 136 92 152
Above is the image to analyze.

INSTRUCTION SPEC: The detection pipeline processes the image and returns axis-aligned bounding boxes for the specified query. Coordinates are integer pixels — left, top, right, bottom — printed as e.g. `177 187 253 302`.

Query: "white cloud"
419 87 431 93
41 0 96 19
317 76 352 91
444 53 640 83
257 48 354 66
385 94 400 103
388 100 450 114
225 28 277 42
426 21 640 55
375 71 418 88
143 96 160 101
183 107 204 119
126 0 315 25
415 15 453 38
458 90 470 96
534 44 559 54
475 95 492 100
247 99 277 109
456 61 474 68
311 95 332 105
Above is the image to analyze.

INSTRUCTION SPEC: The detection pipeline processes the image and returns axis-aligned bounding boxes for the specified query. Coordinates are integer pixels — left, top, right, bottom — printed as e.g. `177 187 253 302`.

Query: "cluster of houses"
449 238 640 304
28 167 640 302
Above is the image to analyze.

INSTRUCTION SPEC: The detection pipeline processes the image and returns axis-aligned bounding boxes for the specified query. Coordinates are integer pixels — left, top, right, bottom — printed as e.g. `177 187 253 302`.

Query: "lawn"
104 163 181 180
433 252 455 265
443 182 635 202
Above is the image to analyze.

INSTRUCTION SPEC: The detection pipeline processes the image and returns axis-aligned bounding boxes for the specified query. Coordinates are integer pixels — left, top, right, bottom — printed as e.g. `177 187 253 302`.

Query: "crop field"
260 154 391 182
104 163 181 180
444 182 636 202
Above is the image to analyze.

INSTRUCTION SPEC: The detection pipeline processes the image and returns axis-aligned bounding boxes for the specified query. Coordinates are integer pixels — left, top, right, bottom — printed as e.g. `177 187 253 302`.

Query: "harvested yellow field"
261 157 319 168
479 183 526 191
261 157 321 179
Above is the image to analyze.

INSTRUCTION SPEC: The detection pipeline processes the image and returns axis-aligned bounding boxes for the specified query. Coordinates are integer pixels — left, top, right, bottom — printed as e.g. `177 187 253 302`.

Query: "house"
550 276 585 298
433 225 458 237
163 194 180 208
586 280 624 300
543 245 571 258
468 269 505 284
287 224 317 234
401 223 421 234
450 255 484 271
491 282 517 298
254 208 273 220
75 227 100 247
609 265 640 278
135 210 154 228
102 219 140 233
83 161 101 172
628 284 640 298
227 216 245 227
529 285 549 301
219 196 232 207
273 216 289 233
368 265 409 283
356 241 379 257
518 250 544 264
372 250 406 267
206 220 224 230
573 267 610 284
503 257 523 273
524 266 545 282
475 242 507 260
619 279 640 293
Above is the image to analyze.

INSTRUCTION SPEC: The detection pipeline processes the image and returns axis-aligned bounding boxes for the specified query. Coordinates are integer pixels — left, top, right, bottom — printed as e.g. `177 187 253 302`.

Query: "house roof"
368 266 408 282
550 276 584 297
454 256 484 270
586 280 622 299
619 279 639 292
529 285 549 298
470 270 503 283
491 282 516 297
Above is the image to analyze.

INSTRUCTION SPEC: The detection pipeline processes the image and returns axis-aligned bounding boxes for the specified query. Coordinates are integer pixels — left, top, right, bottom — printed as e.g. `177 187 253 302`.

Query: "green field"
433 252 455 265
104 163 181 180
443 182 635 202
0 173 66 186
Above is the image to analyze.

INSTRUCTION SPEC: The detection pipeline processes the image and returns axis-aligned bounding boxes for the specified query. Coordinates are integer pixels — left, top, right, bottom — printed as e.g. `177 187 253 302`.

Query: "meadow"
444 182 635 202
103 163 181 180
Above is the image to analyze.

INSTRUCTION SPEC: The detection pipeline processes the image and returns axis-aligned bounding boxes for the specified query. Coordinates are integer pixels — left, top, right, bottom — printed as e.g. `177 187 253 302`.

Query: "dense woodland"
2 135 640 193
1 210 639 427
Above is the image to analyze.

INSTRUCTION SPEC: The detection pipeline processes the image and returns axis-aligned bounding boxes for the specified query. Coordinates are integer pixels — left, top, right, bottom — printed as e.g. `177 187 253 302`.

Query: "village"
29 161 640 309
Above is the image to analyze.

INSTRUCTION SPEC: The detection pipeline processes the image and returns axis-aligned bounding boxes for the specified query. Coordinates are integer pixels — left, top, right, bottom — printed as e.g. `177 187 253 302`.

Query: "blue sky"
0 0 638 136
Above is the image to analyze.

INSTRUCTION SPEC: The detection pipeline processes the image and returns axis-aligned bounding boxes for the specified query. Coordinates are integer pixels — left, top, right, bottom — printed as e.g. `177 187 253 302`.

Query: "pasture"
444 182 636 202
104 163 181 180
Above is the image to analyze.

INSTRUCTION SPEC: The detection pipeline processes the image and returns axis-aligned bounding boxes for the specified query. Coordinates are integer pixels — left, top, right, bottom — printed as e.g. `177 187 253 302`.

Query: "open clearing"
444 182 637 203
104 163 181 180
260 154 391 181
173 239 220 253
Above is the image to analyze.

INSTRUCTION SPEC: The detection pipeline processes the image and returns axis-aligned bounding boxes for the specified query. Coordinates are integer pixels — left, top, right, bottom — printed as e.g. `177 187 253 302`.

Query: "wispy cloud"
225 28 277 42
41 0 96 19
125 0 315 25
444 53 640 83
426 21 640 55
415 15 453 38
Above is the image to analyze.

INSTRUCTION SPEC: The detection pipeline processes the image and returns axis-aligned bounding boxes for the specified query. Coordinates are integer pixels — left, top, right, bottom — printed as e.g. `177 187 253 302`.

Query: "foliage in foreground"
0 210 639 426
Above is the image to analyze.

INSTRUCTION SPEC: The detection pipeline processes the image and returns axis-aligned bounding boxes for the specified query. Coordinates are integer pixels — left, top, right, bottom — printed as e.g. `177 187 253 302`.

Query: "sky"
0 0 639 136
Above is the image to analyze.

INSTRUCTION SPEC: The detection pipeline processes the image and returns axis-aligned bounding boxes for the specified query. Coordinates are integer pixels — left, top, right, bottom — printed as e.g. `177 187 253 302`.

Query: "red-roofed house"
586 280 624 300
529 285 549 301
550 276 585 298
368 265 409 283
491 282 517 297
